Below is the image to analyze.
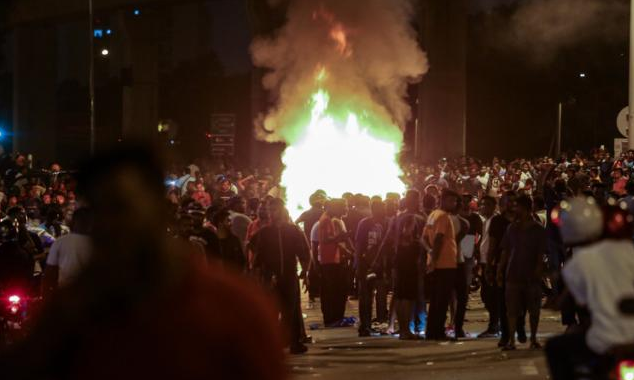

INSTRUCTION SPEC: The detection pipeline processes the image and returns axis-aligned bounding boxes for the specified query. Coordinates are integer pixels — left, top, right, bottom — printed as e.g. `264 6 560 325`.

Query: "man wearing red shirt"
318 199 352 327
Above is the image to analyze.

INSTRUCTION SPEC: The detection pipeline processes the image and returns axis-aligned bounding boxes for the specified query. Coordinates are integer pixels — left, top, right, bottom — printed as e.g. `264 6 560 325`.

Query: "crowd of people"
0 145 633 379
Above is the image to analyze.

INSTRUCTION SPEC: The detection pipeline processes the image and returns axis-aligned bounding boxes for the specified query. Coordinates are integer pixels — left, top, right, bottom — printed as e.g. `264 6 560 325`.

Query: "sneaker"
477 329 499 338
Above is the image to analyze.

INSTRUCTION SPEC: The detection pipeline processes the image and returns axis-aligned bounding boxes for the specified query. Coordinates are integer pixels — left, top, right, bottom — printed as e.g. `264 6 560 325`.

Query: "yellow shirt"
423 210 458 269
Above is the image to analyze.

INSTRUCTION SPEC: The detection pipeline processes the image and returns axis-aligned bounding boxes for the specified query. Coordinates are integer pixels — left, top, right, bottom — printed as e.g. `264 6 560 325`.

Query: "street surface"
290 293 562 380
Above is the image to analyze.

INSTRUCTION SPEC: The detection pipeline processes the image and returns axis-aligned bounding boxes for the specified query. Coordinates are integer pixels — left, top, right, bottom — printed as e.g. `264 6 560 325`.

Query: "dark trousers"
560 289 579 326
480 264 500 331
308 243 321 299
498 282 526 342
357 273 388 332
546 331 610 380
320 263 347 325
454 263 469 332
412 255 427 333
276 276 303 347
426 268 456 339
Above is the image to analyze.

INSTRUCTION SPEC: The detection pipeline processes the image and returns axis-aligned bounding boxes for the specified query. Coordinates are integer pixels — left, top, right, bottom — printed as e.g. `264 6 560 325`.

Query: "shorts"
505 282 541 317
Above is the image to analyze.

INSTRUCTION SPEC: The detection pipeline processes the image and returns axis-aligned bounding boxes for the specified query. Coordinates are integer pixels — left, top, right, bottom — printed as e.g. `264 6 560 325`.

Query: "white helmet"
552 196 603 245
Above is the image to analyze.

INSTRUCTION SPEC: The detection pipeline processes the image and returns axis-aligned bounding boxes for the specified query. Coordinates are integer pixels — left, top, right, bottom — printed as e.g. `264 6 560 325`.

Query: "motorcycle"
0 288 36 347
571 298 634 380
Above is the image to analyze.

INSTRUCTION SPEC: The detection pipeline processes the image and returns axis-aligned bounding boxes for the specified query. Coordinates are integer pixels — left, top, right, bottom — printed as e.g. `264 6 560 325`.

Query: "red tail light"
618 360 634 380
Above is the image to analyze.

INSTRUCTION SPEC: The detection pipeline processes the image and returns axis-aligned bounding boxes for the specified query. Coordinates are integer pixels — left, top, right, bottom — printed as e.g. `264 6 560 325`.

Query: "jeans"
357 272 388 332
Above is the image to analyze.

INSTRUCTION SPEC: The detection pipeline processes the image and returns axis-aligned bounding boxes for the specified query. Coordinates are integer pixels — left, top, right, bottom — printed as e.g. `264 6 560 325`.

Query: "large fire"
251 1 427 219
281 69 406 219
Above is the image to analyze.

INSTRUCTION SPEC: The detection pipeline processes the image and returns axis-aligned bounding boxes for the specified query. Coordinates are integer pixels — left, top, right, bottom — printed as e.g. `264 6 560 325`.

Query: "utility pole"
89 0 95 154
627 0 634 149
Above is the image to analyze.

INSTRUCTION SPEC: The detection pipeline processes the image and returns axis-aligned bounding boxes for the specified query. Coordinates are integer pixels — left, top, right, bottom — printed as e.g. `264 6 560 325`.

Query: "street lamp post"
89 0 95 155
627 0 634 149
556 101 563 157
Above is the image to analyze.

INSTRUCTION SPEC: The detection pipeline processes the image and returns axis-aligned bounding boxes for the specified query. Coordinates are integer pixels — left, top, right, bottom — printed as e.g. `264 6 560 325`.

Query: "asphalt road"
290 293 562 380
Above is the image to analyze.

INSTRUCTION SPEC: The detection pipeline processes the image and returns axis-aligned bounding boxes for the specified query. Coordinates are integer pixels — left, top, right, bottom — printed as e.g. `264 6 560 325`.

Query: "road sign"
210 114 236 157
617 107 629 138
211 114 236 135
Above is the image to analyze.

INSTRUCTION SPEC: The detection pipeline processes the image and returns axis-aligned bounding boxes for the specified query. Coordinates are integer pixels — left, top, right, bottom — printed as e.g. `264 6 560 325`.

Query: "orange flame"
330 24 351 57
313 5 353 57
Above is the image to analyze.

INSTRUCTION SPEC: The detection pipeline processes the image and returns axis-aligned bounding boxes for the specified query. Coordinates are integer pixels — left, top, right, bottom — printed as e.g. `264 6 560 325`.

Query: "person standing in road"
423 190 459 340
497 195 547 350
386 190 427 335
486 191 527 347
318 199 353 327
450 195 471 339
42 208 93 296
251 198 312 354
296 191 326 308
477 196 500 338
355 200 389 337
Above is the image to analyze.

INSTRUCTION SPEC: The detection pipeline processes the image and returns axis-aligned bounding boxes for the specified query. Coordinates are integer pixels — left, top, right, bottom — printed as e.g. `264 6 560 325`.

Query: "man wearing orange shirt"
423 189 459 340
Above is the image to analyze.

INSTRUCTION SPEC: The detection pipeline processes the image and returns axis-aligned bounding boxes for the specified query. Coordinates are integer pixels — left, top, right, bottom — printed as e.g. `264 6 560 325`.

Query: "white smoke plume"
250 0 428 143
509 0 627 61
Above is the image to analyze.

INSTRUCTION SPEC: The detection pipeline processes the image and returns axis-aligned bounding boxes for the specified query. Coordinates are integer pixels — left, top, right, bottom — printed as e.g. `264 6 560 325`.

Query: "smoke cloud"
508 0 627 61
250 0 428 144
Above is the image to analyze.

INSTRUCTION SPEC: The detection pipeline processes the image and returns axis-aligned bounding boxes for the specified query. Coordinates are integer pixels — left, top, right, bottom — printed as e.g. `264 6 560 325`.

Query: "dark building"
416 0 467 162
7 0 253 166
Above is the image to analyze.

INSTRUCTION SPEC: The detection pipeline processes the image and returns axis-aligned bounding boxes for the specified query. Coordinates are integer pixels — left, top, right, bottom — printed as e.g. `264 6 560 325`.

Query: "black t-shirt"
214 190 236 203
218 234 245 270
251 224 310 282
344 208 370 238
501 221 547 284
191 227 222 262
488 214 511 265
466 213 483 236
297 207 323 240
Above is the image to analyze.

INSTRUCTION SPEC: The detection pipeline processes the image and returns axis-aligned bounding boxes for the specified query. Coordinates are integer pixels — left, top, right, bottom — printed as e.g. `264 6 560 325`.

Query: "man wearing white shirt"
43 208 93 294
546 237 634 379
477 195 499 338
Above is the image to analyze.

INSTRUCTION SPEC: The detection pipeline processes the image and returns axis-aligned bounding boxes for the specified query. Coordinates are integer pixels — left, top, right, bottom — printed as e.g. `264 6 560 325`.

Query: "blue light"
106 29 112 35
133 9 141 16
94 29 103 38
